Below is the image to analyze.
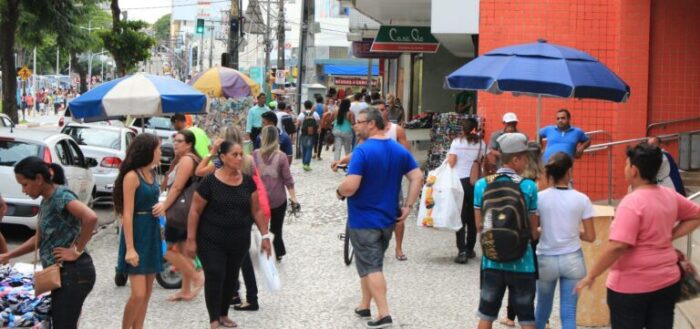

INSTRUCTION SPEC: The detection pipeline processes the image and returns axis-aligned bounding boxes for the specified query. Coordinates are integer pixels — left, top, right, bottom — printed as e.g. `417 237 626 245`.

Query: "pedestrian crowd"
18 87 77 120
0 87 699 329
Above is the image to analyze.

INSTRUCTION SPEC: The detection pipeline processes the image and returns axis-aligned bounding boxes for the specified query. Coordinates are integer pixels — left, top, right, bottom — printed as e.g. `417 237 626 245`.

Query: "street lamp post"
80 20 103 89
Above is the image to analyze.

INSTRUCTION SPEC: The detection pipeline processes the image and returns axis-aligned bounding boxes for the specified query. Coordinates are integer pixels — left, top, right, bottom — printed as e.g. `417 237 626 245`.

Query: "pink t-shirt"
607 186 700 293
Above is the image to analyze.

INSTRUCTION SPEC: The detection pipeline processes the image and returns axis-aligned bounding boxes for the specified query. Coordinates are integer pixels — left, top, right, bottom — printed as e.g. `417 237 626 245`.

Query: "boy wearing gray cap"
473 133 540 329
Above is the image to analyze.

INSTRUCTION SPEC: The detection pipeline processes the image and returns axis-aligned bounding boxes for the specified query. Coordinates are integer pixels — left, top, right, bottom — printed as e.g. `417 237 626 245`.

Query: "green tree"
0 0 85 123
102 0 155 77
153 14 171 45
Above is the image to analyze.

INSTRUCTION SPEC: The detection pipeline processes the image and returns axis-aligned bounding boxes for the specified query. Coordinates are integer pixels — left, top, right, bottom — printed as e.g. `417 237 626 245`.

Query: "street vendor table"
577 204 615 326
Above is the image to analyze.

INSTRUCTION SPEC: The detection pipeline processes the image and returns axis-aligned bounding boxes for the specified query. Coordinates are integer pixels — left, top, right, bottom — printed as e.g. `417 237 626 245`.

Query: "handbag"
677 249 700 302
33 211 61 296
166 154 201 229
470 140 484 185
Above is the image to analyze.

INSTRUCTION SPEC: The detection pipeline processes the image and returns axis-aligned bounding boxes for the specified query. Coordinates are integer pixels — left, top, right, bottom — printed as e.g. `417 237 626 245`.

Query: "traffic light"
196 19 205 34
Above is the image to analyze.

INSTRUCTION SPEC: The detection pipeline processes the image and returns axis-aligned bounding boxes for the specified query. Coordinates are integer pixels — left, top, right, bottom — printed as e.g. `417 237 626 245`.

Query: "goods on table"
0 265 51 328
425 112 482 171
195 97 254 138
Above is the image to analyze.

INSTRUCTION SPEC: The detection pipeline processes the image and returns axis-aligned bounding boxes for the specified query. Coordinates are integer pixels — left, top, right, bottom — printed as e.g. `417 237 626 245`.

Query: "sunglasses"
353 120 368 126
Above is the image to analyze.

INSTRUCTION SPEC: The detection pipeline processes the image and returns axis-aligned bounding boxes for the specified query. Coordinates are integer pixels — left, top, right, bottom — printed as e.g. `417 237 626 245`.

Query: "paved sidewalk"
79 155 570 328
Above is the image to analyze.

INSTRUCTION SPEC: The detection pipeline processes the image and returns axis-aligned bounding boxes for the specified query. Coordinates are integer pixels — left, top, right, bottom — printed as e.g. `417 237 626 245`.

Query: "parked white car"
0 128 96 229
61 123 136 204
0 113 14 127
130 117 176 171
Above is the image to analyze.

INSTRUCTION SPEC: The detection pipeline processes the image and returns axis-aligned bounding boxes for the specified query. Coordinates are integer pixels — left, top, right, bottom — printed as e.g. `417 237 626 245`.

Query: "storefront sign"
371 26 440 53
333 76 379 87
352 39 400 59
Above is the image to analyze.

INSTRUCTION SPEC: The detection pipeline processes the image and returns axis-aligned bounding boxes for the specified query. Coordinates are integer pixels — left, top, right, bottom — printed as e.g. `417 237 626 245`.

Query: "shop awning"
323 64 379 76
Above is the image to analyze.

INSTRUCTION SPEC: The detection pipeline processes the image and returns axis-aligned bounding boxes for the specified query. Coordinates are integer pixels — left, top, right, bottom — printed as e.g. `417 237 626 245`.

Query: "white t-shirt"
537 187 595 255
350 101 369 118
447 138 487 179
274 110 288 132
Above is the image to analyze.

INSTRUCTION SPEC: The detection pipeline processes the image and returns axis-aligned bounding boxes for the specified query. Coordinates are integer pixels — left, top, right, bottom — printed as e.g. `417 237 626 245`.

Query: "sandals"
499 318 516 327
219 317 238 328
395 254 408 261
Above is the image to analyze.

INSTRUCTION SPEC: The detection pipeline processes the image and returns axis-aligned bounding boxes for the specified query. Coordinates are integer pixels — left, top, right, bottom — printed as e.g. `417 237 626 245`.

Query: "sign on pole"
275 69 286 85
17 65 32 81
371 26 440 53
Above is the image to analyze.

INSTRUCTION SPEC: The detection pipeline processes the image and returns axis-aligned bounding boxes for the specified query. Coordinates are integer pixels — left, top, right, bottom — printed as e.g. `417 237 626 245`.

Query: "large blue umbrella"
69 73 208 122
445 39 630 136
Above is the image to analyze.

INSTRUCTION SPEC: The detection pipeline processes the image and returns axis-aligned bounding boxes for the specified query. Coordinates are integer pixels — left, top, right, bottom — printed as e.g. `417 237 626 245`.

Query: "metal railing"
583 130 613 204
687 191 700 259
584 129 700 206
646 116 700 136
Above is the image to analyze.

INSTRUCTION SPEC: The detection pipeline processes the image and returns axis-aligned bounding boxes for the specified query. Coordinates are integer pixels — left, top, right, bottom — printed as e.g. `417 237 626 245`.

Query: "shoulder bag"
166 154 201 229
33 211 62 296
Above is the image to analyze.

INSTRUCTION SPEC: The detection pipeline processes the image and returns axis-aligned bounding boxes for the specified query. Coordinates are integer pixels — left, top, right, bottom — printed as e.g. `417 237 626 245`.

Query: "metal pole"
608 147 613 205
100 47 105 82
199 31 204 72
227 0 241 69
32 47 36 94
263 0 272 95
56 48 59 75
296 0 309 115
208 26 214 68
536 95 542 143
366 58 372 92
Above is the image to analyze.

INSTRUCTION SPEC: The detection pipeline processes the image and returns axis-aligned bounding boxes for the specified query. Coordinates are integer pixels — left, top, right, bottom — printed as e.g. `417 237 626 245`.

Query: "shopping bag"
416 161 464 231
250 230 281 292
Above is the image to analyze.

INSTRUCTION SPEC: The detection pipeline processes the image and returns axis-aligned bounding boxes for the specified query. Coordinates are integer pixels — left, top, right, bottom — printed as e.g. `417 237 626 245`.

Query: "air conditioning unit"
679 132 700 170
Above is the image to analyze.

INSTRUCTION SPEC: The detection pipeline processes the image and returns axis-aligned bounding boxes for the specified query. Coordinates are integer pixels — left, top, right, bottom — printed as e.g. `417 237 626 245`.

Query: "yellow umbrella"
190 67 261 98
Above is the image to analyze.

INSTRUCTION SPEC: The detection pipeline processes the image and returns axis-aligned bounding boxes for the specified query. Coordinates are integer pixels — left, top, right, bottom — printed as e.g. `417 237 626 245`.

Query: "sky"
118 0 172 24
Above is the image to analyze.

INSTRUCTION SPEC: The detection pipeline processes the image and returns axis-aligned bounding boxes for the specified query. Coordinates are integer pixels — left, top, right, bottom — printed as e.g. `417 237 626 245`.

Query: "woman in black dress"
186 141 272 329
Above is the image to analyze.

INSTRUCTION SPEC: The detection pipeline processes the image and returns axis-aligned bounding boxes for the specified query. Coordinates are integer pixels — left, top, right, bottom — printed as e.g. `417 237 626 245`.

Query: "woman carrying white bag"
447 118 486 264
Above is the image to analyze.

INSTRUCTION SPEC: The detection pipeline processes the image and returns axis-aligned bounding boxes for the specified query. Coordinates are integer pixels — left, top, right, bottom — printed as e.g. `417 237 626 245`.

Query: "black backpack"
480 174 531 262
281 114 296 135
301 111 318 136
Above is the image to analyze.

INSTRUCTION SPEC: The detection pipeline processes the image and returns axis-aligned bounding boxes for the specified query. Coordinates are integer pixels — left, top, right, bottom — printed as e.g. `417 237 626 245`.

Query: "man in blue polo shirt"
539 109 590 162
337 108 423 329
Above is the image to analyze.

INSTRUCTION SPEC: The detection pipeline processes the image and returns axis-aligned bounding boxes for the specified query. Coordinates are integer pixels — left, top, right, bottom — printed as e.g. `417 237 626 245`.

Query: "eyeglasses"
173 138 185 143
353 120 368 126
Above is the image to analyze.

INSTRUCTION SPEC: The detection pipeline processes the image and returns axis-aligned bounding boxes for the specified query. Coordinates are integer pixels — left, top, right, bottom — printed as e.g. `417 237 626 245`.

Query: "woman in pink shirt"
576 143 700 328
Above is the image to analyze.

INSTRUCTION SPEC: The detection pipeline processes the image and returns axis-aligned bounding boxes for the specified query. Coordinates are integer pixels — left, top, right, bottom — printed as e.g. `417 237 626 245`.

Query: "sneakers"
454 251 468 264
354 308 371 319
303 164 311 171
467 250 477 259
366 315 393 328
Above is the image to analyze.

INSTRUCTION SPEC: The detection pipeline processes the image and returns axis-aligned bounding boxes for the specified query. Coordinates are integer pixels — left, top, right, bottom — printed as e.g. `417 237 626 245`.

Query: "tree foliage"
153 14 171 45
98 20 155 76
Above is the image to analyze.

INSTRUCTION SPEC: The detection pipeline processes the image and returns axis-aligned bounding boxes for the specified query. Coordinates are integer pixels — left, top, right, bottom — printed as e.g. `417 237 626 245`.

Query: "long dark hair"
460 118 479 143
14 156 66 185
178 129 196 153
337 99 351 125
113 133 160 215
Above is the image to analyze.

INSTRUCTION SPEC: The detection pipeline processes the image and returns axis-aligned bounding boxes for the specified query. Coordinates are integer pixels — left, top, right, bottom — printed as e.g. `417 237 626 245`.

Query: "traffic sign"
275 69 286 85
17 65 32 81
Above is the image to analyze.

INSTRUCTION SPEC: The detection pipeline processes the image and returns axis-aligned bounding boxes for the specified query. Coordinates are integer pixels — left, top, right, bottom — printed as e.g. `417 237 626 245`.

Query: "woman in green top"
0 156 98 329
332 99 355 162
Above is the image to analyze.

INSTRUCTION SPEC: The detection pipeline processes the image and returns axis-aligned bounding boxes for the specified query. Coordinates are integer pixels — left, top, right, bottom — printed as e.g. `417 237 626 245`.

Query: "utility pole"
100 47 105 82
32 47 36 94
277 0 285 73
296 0 312 114
366 58 372 92
199 30 205 72
263 0 272 95
227 0 241 69
208 26 214 68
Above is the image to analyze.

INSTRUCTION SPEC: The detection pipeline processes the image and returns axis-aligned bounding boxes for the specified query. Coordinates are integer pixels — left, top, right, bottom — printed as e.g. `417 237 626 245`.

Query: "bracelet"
73 246 84 256
261 233 272 240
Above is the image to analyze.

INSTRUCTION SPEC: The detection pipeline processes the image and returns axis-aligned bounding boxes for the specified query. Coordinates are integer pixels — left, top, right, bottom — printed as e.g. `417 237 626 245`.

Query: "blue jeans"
300 135 314 165
535 249 586 329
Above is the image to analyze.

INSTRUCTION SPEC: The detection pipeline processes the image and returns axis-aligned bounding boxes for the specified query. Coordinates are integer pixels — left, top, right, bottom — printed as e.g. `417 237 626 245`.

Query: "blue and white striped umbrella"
69 73 208 121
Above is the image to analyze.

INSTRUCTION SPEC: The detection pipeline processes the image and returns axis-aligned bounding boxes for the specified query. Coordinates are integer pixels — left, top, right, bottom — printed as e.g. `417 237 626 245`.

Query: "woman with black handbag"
447 118 486 264
0 156 98 329
153 129 204 301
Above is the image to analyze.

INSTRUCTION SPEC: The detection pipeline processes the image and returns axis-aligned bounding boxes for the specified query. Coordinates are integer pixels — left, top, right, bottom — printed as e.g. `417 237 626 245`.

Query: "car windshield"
145 117 172 130
0 140 41 166
69 127 121 150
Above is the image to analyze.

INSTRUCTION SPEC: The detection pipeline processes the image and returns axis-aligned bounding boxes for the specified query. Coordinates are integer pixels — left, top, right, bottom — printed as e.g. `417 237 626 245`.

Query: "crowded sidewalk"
76 156 569 328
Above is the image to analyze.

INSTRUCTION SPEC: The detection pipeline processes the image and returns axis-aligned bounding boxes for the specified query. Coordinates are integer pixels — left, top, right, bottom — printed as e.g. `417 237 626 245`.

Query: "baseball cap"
502 112 519 123
497 133 529 154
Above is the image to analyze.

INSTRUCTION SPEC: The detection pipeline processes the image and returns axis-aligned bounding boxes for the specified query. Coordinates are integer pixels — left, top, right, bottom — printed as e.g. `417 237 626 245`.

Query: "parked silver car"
130 117 175 171
61 123 136 204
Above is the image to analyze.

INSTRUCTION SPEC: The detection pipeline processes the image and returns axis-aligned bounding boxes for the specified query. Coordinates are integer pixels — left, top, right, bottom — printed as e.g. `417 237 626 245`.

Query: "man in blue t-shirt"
539 109 590 162
337 108 423 329
473 132 540 329
255 111 294 164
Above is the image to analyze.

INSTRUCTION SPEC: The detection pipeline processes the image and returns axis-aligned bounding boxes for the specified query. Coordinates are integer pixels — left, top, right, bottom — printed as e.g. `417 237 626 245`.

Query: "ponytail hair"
14 156 66 185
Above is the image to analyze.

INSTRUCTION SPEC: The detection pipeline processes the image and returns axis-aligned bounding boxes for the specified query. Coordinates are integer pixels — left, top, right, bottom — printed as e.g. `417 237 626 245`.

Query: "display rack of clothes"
425 112 482 171
0 265 51 328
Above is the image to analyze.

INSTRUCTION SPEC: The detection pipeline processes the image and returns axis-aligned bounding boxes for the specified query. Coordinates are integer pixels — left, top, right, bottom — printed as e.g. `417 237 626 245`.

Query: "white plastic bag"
250 230 281 292
416 161 464 231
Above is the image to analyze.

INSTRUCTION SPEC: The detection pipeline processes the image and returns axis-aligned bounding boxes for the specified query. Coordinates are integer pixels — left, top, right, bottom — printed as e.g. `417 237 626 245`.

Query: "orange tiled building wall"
476 0 700 201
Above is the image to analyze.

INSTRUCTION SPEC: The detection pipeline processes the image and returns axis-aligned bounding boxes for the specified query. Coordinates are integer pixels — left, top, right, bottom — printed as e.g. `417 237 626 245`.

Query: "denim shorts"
478 269 536 325
348 226 395 277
